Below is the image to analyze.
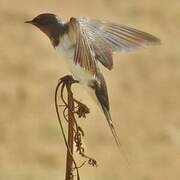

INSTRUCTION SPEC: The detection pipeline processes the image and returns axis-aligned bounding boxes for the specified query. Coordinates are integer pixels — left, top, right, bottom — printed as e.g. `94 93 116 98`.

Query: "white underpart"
55 34 95 85
55 34 100 107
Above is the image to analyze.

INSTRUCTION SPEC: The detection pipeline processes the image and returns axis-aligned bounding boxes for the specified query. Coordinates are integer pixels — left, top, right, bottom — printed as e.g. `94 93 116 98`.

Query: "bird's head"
25 13 65 46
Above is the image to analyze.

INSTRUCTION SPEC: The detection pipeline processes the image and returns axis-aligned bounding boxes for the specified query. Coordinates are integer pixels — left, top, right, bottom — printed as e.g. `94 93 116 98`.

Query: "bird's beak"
24 20 33 24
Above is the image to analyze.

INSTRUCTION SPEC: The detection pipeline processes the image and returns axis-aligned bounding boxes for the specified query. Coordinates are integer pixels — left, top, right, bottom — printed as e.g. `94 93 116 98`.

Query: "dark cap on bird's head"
25 13 57 26
25 13 65 46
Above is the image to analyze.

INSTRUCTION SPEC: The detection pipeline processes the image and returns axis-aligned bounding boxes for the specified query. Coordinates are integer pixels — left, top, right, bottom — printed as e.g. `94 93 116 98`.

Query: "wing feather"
101 23 160 51
68 17 160 73
69 17 98 75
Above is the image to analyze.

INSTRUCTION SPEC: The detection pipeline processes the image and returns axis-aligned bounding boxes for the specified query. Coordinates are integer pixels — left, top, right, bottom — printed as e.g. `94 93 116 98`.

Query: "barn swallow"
25 13 160 146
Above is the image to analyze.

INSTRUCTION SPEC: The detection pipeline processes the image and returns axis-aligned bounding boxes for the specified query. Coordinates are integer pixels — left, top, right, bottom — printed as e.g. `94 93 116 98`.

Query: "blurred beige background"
0 0 180 179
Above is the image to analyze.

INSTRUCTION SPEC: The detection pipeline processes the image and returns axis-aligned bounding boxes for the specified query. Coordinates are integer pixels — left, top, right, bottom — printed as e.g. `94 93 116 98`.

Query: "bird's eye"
42 18 53 27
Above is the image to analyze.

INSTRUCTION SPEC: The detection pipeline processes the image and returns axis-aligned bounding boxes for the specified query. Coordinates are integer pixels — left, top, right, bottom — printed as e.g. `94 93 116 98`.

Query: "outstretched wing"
68 17 113 74
68 17 160 73
87 19 160 52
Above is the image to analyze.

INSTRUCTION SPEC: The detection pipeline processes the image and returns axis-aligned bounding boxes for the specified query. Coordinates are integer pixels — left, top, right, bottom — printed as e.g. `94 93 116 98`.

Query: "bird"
25 13 160 146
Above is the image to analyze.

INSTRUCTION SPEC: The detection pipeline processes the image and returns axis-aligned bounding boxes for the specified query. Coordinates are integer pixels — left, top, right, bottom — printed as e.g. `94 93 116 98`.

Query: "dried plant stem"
65 83 74 180
55 75 97 180
55 76 80 180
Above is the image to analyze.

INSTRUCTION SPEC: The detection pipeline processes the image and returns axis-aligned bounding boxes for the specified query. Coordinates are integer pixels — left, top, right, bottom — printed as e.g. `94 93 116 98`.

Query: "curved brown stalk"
54 75 97 180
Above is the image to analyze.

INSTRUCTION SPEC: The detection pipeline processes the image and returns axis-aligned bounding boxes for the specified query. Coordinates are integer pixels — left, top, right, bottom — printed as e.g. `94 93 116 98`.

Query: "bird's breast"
55 34 95 84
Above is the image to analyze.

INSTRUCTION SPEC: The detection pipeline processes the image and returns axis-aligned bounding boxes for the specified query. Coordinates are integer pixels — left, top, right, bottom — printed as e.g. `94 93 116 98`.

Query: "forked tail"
102 105 130 166
89 72 129 165
92 72 121 146
101 105 121 147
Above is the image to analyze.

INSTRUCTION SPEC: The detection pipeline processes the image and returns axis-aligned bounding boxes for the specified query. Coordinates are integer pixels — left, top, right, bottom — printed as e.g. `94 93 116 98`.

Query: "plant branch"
54 75 98 180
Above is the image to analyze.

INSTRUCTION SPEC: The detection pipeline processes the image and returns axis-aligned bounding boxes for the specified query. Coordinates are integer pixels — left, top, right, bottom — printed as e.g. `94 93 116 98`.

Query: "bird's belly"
67 60 94 83
55 37 94 84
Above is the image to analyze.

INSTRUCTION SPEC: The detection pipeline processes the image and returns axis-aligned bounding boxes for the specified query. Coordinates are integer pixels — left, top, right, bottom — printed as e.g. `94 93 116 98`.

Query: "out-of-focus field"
0 0 180 179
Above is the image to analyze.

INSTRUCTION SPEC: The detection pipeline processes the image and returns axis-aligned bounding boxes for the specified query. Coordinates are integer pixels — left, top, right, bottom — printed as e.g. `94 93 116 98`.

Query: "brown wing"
68 17 97 75
68 17 160 73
